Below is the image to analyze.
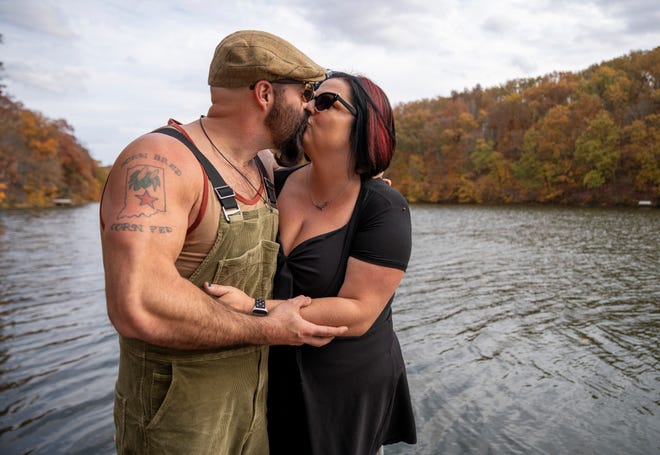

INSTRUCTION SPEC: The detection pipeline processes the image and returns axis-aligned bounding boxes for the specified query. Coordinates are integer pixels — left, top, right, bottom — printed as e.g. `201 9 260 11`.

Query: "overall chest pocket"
212 238 280 299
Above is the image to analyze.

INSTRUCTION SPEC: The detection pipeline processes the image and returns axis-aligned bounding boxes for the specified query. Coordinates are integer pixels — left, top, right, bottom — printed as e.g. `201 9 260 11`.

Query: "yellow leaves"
580 66 633 117
0 91 105 208
457 112 478 132
29 137 59 158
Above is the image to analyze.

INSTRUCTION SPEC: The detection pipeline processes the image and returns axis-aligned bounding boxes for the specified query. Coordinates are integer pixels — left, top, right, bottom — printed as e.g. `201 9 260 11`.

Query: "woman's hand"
204 283 254 313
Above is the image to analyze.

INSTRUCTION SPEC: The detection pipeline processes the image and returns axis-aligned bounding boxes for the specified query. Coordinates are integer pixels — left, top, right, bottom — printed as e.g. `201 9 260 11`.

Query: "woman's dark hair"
326 72 396 178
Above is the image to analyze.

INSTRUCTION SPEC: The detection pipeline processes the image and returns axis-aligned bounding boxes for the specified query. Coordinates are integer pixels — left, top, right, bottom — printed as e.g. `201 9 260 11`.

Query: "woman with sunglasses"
208 72 416 454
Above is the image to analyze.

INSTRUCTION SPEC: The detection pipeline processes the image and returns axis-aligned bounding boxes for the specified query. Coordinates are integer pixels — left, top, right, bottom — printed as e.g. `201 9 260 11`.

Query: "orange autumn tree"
0 92 105 208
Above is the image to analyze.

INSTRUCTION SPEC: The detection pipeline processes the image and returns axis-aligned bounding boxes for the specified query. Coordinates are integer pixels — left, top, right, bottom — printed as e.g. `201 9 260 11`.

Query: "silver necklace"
307 168 351 211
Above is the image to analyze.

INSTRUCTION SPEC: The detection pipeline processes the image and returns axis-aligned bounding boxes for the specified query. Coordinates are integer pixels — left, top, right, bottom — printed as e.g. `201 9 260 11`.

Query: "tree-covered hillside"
388 47 659 206
0 91 107 208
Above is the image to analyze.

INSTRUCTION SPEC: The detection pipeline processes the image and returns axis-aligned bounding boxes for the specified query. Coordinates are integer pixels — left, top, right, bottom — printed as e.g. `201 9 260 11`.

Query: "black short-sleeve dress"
267 165 417 455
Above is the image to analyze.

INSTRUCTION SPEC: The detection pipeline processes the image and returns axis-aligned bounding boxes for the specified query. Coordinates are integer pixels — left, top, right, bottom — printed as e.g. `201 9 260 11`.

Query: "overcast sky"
1 0 658 166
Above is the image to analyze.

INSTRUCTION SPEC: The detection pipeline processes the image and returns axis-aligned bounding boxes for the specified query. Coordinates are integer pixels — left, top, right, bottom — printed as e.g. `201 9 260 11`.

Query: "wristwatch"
252 299 268 316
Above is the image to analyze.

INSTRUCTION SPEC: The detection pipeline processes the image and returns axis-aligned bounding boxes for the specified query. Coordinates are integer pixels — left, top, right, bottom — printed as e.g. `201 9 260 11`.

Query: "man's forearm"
107 277 272 349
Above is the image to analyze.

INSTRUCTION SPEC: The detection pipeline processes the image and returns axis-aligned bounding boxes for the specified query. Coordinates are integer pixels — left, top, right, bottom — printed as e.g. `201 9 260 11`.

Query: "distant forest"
0 47 658 208
388 47 659 206
0 91 106 208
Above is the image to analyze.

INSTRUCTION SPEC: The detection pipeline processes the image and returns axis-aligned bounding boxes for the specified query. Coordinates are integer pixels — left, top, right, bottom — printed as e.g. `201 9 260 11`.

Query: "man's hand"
266 296 347 347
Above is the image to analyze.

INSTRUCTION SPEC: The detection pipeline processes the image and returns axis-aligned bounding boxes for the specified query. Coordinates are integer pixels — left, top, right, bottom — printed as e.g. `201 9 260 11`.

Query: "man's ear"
252 80 273 110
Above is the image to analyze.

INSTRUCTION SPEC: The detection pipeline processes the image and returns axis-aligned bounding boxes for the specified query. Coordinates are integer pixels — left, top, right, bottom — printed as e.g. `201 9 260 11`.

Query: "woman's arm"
299 258 404 336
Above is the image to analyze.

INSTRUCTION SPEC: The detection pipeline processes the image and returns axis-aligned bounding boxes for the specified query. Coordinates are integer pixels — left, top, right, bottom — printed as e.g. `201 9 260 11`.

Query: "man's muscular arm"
101 132 345 349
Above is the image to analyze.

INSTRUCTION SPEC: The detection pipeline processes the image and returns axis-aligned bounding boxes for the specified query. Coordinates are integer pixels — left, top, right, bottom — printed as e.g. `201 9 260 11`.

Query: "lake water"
0 203 658 454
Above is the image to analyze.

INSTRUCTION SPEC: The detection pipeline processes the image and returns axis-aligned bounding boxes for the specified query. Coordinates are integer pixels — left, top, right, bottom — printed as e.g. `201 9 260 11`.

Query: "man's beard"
265 96 309 167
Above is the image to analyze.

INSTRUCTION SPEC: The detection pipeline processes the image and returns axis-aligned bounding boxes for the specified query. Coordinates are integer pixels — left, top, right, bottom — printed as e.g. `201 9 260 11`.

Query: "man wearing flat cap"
101 30 346 454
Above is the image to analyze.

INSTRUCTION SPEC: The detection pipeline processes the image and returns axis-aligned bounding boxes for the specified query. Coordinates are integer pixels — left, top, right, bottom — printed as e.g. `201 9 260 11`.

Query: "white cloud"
0 0 76 38
0 0 658 165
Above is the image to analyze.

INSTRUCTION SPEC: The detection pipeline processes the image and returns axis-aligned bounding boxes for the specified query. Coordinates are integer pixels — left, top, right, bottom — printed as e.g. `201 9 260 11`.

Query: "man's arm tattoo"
117 164 166 219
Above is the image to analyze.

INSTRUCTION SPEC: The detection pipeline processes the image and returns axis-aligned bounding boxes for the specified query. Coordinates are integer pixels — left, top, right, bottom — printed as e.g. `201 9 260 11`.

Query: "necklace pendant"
313 201 329 210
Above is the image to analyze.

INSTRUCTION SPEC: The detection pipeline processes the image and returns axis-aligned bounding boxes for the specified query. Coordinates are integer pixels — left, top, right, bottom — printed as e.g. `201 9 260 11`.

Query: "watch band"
252 299 268 316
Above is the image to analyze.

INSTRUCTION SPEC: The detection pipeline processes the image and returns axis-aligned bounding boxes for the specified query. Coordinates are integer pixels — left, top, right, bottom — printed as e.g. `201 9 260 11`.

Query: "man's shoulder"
105 126 205 208
113 126 200 171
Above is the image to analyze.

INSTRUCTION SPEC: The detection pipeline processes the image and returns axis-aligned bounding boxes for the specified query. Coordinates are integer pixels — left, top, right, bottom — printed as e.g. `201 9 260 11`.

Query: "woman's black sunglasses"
312 92 357 116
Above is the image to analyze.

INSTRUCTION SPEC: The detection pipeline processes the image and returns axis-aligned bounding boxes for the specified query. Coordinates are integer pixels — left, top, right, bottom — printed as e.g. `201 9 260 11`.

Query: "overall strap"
154 127 242 222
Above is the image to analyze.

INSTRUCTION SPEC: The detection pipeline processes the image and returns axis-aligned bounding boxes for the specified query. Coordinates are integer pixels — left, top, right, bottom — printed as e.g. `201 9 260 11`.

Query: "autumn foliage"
388 47 660 206
0 92 107 208
0 48 657 208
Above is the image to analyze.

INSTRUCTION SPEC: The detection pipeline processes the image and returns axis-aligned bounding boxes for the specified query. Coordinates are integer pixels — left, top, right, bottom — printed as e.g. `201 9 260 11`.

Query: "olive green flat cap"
208 30 326 88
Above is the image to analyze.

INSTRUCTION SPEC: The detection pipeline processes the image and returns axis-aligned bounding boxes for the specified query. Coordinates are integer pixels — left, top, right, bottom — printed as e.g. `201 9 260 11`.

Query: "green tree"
624 115 660 196
574 111 621 188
